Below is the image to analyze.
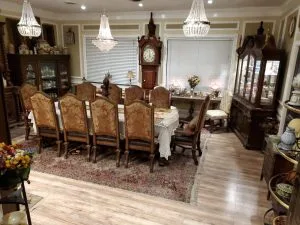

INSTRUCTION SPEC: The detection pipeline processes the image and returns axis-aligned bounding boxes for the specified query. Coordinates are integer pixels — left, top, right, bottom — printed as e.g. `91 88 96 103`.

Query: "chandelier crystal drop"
17 0 41 38
92 14 118 52
183 0 210 37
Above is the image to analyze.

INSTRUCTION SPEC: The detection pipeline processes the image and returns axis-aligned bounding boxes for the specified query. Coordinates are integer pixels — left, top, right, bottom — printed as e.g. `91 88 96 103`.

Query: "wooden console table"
171 96 221 120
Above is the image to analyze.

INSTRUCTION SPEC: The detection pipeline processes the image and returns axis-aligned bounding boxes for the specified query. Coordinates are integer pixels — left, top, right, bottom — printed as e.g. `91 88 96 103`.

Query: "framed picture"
289 16 296 38
64 28 75 45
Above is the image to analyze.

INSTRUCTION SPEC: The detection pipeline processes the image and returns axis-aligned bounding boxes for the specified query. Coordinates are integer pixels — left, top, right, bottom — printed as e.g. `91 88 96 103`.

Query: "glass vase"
190 88 194 97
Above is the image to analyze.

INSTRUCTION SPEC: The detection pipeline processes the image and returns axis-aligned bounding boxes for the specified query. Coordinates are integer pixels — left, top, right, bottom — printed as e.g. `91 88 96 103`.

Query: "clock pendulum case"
138 12 162 90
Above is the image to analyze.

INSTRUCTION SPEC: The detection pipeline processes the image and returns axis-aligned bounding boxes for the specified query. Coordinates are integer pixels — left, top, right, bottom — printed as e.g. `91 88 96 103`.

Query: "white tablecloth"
28 102 179 159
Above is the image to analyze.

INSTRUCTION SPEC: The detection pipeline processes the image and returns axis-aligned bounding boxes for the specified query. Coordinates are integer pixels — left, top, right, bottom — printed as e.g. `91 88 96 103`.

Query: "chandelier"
183 0 210 37
92 14 117 52
17 0 41 38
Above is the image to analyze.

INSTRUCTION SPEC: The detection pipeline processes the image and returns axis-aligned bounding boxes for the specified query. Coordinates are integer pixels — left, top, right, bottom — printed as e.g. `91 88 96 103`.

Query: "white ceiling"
4 0 288 13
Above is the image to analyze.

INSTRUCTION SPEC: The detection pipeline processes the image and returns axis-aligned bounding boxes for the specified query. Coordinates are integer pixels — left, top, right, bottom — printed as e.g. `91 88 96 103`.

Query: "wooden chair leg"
197 140 202 157
64 142 69 159
149 153 155 173
116 148 121 167
86 144 91 162
192 148 198 165
172 142 176 152
37 137 42 154
25 123 30 141
56 140 62 157
92 146 97 163
125 150 129 168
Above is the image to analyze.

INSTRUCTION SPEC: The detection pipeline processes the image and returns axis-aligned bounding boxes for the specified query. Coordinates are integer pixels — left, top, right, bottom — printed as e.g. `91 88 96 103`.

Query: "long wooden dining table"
28 102 179 160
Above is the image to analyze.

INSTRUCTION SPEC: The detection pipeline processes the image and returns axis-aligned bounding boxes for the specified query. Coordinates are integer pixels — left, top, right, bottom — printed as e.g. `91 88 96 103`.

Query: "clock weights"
138 12 162 90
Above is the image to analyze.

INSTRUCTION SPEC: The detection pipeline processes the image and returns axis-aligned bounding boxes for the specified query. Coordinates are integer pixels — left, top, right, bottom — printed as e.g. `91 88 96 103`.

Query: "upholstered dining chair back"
59 93 88 134
75 82 96 101
149 86 171 109
125 100 154 144
108 83 122 104
31 92 62 156
196 96 211 132
90 96 119 138
30 92 58 130
219 90 233 114
20 83 38 111
124 85 144 105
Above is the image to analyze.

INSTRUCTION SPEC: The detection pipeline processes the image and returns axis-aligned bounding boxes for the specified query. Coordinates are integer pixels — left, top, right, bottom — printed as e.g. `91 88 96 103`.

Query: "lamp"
183 0 210 37
92 14 117 52
17 0 41 38
127 70 135 86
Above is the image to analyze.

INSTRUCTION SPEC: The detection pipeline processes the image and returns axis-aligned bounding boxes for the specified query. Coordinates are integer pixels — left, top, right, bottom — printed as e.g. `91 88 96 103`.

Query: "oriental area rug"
17 130 210 203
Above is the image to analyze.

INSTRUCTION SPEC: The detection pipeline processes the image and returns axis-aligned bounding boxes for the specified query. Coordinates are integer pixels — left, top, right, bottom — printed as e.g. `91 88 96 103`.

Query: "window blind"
85 37 138 84
166 39 233 92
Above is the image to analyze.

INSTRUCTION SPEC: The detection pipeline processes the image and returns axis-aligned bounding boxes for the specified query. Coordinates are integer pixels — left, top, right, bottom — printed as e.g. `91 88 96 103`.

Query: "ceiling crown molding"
0 1 284 21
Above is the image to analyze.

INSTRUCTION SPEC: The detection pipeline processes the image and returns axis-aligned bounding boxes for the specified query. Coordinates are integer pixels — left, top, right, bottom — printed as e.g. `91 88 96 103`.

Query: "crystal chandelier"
17 0 41 38
183 0 210 37
92 14 117 52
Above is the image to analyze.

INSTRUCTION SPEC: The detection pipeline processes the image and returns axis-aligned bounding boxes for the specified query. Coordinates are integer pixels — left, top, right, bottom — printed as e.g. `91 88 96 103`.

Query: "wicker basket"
273 216 287 225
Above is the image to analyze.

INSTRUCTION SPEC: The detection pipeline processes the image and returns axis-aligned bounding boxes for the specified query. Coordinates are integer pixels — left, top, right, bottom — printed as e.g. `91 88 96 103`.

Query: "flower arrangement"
188 75 200 89
0 143 33 176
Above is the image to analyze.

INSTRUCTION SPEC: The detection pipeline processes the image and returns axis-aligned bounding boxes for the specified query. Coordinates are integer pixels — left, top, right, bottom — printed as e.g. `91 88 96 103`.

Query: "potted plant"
187 75 200 96
0 143 33 189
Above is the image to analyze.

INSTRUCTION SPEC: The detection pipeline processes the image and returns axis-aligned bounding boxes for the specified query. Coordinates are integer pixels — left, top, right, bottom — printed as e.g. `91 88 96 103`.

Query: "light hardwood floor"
23 133 270 225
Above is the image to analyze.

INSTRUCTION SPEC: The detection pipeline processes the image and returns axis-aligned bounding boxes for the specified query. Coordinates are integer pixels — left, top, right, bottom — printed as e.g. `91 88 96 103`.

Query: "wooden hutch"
230 26 285 150
8 54 71 99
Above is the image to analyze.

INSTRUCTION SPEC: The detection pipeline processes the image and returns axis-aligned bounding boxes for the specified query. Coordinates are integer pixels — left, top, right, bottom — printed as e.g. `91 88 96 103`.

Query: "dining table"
28 102 179 160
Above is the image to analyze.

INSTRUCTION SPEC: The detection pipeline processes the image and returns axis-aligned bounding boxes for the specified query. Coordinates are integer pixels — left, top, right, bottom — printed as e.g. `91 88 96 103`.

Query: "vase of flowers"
0 143 33 189
188 75 200 96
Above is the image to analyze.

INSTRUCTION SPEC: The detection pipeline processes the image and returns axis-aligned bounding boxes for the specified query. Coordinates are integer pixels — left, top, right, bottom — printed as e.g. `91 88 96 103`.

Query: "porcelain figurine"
289 73 300 106
278 126 296 150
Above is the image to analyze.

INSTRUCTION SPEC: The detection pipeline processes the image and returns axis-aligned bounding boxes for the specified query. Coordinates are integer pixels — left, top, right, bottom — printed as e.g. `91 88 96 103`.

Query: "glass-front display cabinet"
230 28 285 150
8 54 70 98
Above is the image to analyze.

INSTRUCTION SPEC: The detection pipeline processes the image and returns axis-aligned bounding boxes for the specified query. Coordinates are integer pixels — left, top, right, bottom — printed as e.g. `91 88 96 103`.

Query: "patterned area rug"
19 130 210 202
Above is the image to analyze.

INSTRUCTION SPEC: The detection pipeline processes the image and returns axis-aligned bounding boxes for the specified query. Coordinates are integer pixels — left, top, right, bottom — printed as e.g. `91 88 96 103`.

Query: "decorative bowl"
276 183 294 200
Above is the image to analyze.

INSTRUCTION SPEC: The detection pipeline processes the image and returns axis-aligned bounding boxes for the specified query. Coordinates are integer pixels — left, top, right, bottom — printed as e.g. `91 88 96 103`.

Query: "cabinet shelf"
268 173 291 210
276 145 299 165
284 101 300 114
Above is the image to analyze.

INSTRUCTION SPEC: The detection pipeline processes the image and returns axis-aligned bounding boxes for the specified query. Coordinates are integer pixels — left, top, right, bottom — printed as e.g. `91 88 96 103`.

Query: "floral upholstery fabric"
108 84 122 104
91 98 118 136
60 94 88 133
75 82 96 101
30 92 57 129
125 101 154 142
20 83 38 110
124 86 144 105
150 86 171 109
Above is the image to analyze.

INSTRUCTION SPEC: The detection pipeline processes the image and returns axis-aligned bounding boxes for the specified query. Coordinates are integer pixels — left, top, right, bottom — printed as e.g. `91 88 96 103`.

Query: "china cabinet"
230 31 285 150
7 54 71 98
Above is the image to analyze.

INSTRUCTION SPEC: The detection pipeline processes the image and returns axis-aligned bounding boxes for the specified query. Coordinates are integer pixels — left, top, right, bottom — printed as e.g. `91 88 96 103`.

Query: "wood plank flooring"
20 133 270 224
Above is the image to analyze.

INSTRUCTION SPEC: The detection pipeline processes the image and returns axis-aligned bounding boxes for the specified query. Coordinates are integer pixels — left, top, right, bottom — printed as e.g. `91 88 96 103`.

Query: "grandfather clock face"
143 45 156 63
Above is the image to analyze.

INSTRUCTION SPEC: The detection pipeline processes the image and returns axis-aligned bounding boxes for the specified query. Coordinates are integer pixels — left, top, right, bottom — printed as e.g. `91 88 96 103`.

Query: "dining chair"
108 83 122 104
172 95 210 165
90 96 120 166
206 90 233 132
19 83 38 140
30 92 62 156
124 85 145 105
59 93 91 161
125 100 157 173
75 82 96 101
149 86 171 109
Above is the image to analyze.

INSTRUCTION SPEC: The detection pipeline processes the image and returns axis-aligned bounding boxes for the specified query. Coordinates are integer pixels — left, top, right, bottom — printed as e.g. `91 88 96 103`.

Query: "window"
85 37 138 84
166 38 234 92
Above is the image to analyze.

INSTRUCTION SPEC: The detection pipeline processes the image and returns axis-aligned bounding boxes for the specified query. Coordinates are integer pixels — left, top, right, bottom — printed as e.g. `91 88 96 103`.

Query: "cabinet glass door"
239 55 249 97
235 59 242 94
24 63 37 86
245 55 254 101
261 60 280 105
251 60 261 104
58 63 69 95
40 63 57 97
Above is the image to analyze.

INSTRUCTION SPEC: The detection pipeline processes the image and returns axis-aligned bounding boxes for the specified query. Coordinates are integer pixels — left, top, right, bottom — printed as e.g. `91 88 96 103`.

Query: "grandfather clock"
138 12 162 90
